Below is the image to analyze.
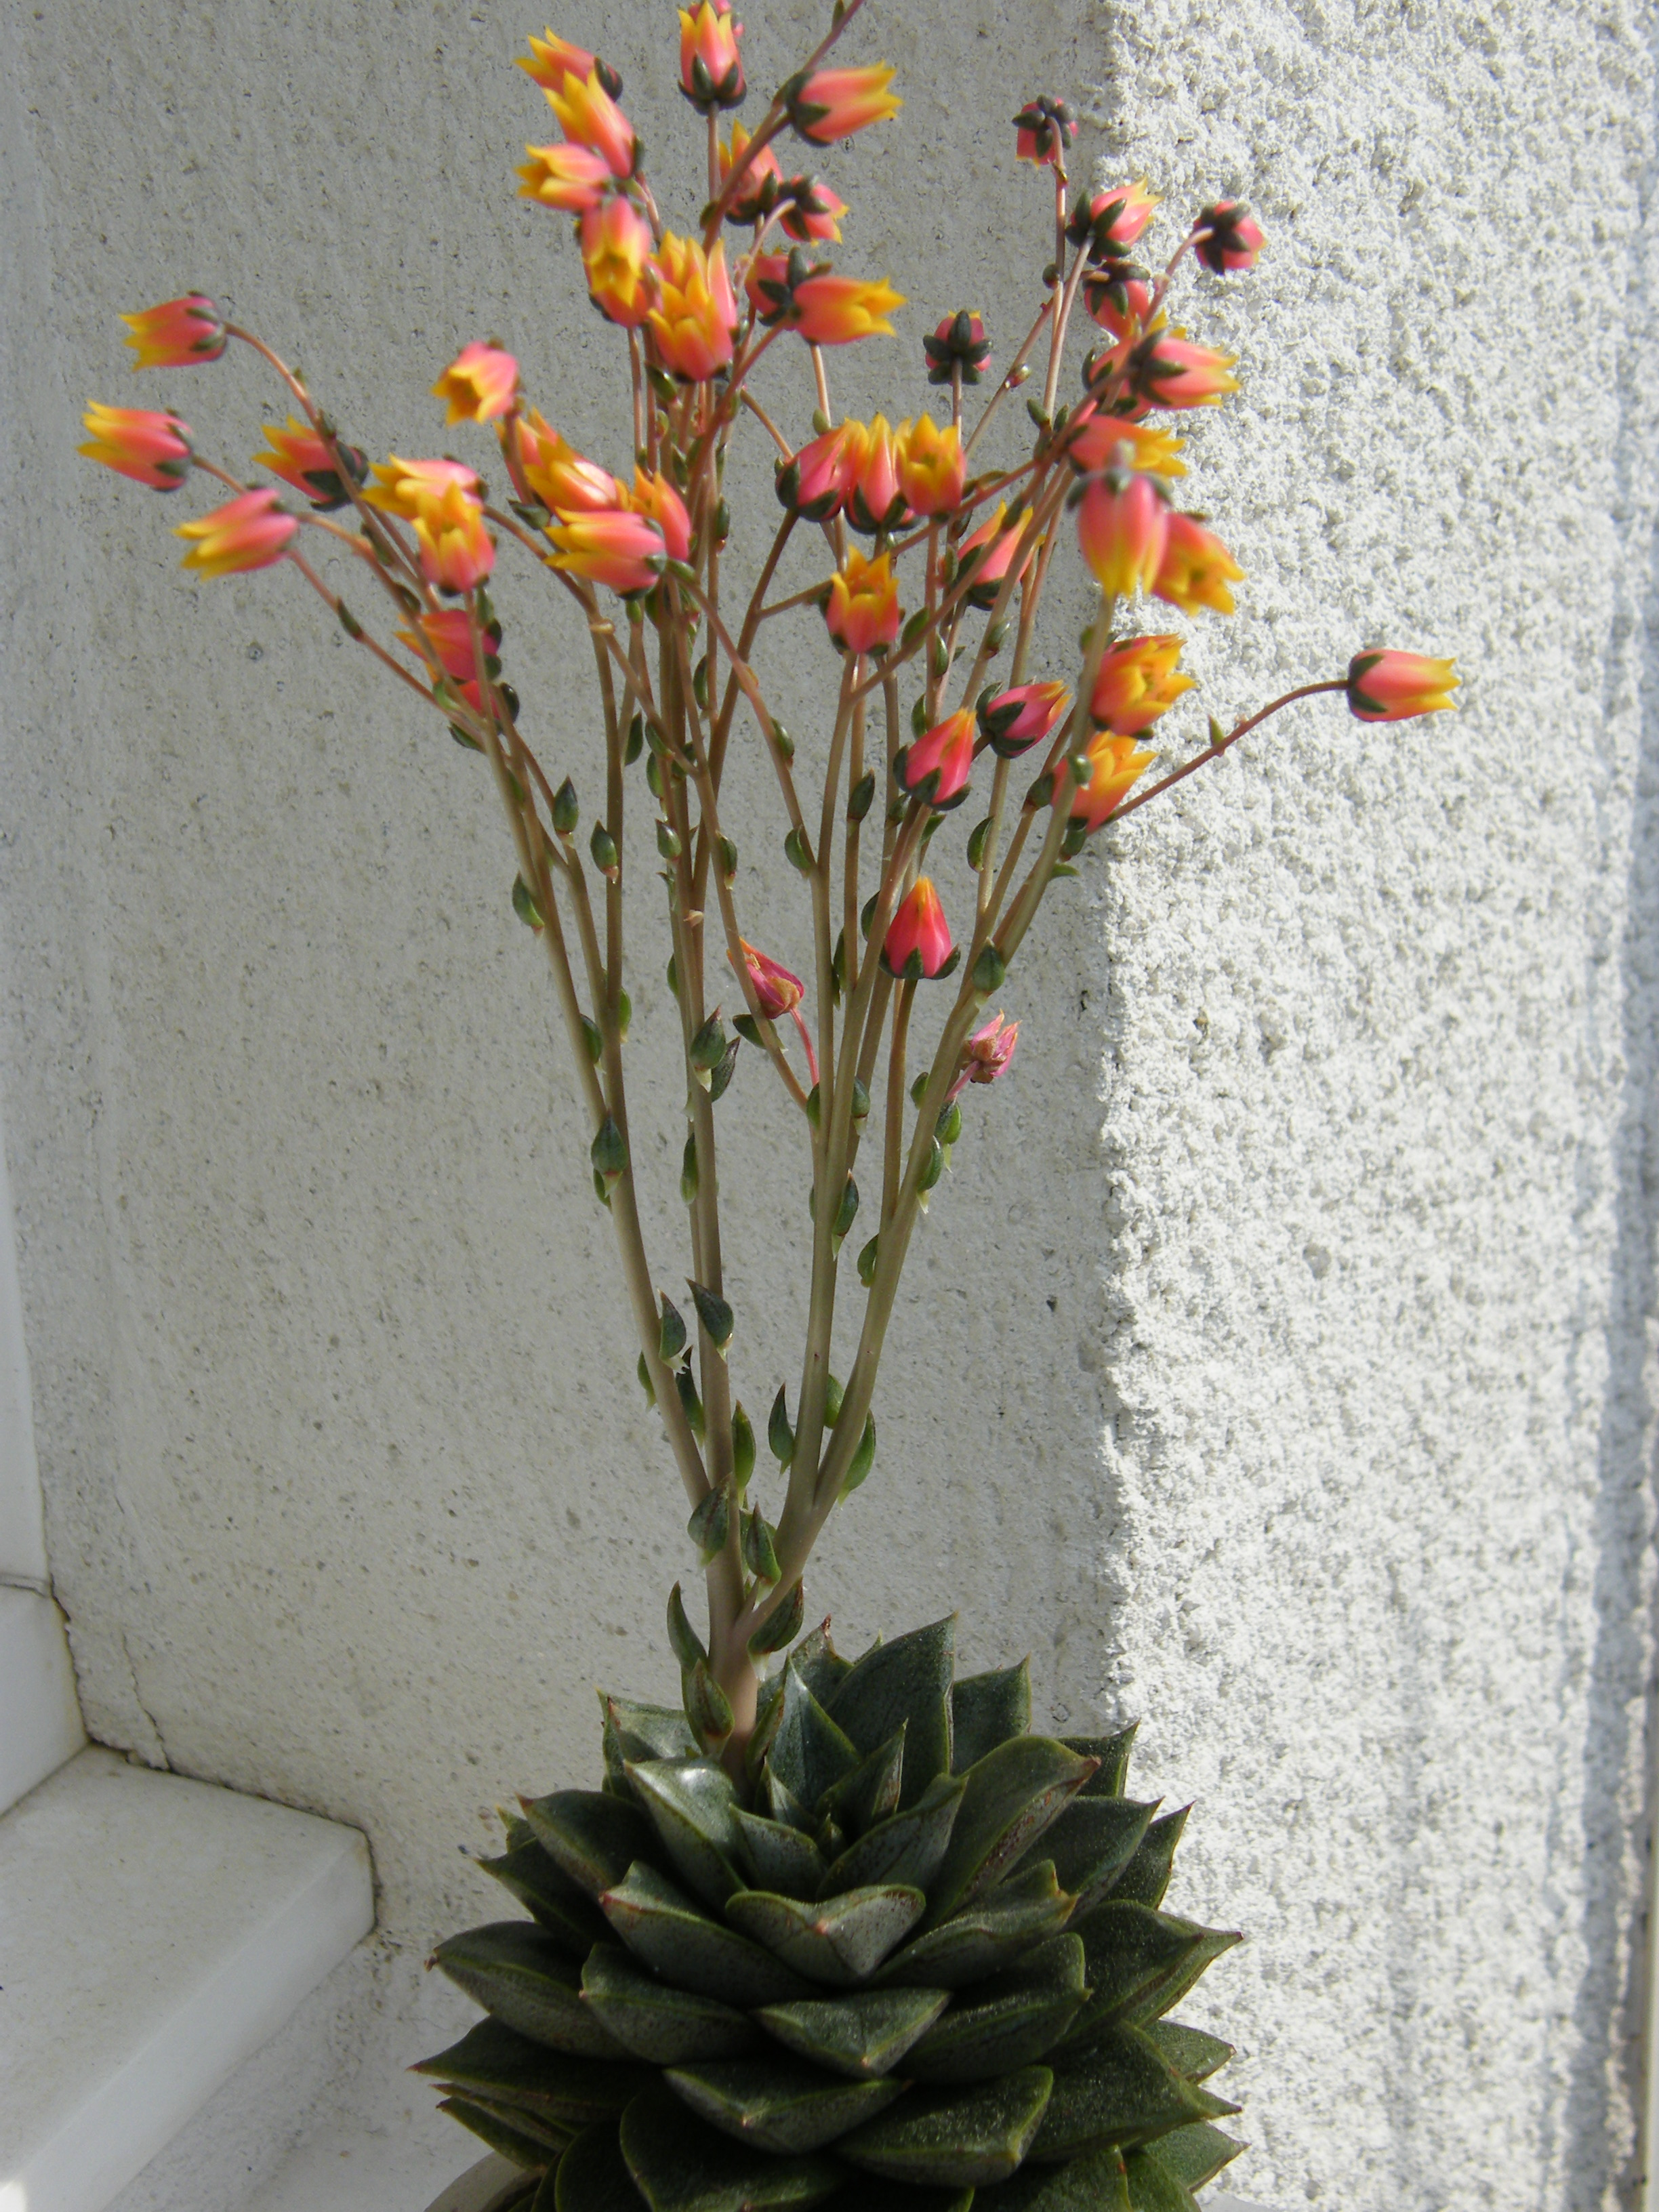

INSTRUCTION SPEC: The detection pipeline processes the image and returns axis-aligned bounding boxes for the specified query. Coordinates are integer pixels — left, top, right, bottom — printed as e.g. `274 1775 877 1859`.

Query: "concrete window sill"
0 1747 374 2212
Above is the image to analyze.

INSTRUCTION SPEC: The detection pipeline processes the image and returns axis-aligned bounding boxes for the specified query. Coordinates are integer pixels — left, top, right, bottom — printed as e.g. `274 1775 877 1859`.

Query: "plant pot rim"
424 2155 533 2212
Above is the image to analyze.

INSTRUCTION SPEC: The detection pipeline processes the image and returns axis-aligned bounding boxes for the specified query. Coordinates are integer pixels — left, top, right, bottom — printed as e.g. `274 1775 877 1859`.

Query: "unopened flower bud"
1193 199 1266 274
923 310 992 387
1346 649 1459 721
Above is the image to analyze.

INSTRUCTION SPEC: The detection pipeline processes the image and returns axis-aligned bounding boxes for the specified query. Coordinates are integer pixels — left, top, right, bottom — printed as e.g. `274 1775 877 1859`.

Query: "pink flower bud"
1076 471 1168 598
846 415 908 535
737 940 804 1019
1193 200 1265 274
173 488 297 579
977 680 1071 759
121 294 227 370
547 65 638 179
630 470 692 565
777 421 861 521
79 403 193 491
1130 332 1239 411
898 708 976 811
678 1 745 112
778 177 847 244
1067 181 1159 255
785 64 901 145
1012 94 1076 167
1346 650 1459 721
882 877 954 980
251 416 368 510
957 501 1036 611
949 1010 1019 1100
924 311 991 388
550 506 665 595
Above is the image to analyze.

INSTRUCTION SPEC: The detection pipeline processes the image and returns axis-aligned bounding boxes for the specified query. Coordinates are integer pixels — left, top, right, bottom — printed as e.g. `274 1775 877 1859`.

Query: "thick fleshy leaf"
996 2146 1131 2209
432 1924 628 2057
1143 2020 1232 2085
763 1766 815 1833
734 1809 825 1900
1061 1727 1138 1800
726 1883 926 1986
789 1622 855 1707
819 1772 965 1899
601 1862 811 2007
756 1988 949 2080
619 2081 844 2211
875 1858 1076 1989
768 1668 863 1810
1028 2026 1235 2160
1042 1799 1158 1917
439 2093 563 2167
665 2055 906 2153
415 2017 647 2125
926 1738 1097 1923
602 1696 698 1795
581 1941 758 2062
1121 2148 1198 2212
819 1727 906 1835
1104 1808 1186 1910
525 1790 659 1899
1069 1904 1240 2033
554 2119 647 2211
838 2066 1053 2187
1141 2121 1244 2192
627 1761 743 1908
905 1934 1086 2084
826 1616 955 1807
951 1659 1030 1773
481 1841 614 1952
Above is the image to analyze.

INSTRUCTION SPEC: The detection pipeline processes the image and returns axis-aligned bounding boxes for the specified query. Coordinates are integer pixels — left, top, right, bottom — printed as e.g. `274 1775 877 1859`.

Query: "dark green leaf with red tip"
818 1771 964 1900
619 2081 845 2211
432 1925 628 2057
1041 1799 1158 1917
726 1883 926 1986
787 1622 855 1707
415 2017 649 2125
838 2064 1054 2187
580 1942 759 2063
924 1738 1097 1925
480 1841 613 1952
439 2093 565 2168
524 1791 658 1900
1140 2120 1244 2193
626 1760 743 1909
1028 2026 1236 2160
766 1669 862 1810
552 2119 645 2210
905 1934 1086 2084
602 1696 697 1796
1105 1808 1187 1909
826 1617 956 1807
951 1659 1031 1773
1142 2021 1232 2085
1061 1727 1139 1800
875 1858 1076 1990
1066 1906 1240 2035
665 2055 905 2153
756 1987 949 2081
602 1862 811 2007
1121 2147 1199 2212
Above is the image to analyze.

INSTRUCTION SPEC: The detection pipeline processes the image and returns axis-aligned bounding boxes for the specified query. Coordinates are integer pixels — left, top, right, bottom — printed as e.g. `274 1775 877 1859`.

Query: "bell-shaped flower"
737 940 804 1019
413 481 495 594
895 415 965 518
1346 650 1460 721
648 235 737 382
775 421 861 520
364 455 481 521
400 607 493 710
1070 729 1156 832
252 415 367 510
581 192 657 328
1091 634 1193 734
792 270 905 346
779 176 848 244
1067 413 1185 479
846 415 908 534
1076 471 1168 599
516 411 618 514
718 120 782 224
1131 331 1239 411
121 293 227 369
79 403 193 491
629 470 693 565
518 142 612 212
1152 512 1244 615
519 32 619 98
1012 94 1076 167
679 1 744 112
924 310 991 387
978 680 1071 759
1067 181 1159 255
550 505 666 595
174 487 296 579
882 877 954 979
1083 268 1160 344
825 548 900 654
1193 200 1266 274
898 708 976 811
547 66 638 179
433 342 520 426
949 1010 1019 1100
785 64 901 144
958 501 1037 611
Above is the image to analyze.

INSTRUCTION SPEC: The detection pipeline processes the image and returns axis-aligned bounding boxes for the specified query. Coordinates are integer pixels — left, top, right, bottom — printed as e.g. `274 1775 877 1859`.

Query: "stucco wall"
3 0 1657 2205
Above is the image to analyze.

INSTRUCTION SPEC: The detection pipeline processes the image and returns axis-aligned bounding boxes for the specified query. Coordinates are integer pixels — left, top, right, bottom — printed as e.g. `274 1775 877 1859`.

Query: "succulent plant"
419 1616 1244 2210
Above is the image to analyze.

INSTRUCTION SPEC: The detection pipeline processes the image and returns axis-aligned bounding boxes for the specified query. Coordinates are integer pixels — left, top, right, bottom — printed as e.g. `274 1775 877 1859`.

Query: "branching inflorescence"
83 0 1458 1785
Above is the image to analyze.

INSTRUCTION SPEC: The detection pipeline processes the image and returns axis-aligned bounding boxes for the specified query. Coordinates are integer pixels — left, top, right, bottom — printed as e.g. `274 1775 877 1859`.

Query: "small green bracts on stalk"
83 0 1462 2202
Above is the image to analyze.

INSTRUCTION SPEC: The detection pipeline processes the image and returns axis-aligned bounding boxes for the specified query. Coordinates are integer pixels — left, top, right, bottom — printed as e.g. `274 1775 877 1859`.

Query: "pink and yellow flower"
1152 512 1244 615
517 141 612 212
1346 650 1459 721
846 415 907 534
518 31 613 94
648 234 737 382
1069 180 1159 254
433 342 519 426
251 415 367 509
413 482 495 594
978 680 1071 758
776 422 861 520
79 403 192 490
882 877 954 979
949 1010 1019 1099
825 547 900 654
363 455 481 522
718 120 782 224
1091 634 1193 734
678 1 744 112
628 470 693 565
174 487 296 579
779 177 847 245
515 411 618 514
1076 472 1168 599
1067 414 1185 478
400 607 489 710
1082 269 1160 344
546 66 638 179
899 708 976 810
1012 94 1076 167
581 193 657 328
1133 332 1239 411
895 415 965 517
1070 730 1156 831
791 270 905 347
1193 200 1265 274
550 506 667 595
121 293 227 370
737 939 804 1019
785 64 901 145
958 501 1037 611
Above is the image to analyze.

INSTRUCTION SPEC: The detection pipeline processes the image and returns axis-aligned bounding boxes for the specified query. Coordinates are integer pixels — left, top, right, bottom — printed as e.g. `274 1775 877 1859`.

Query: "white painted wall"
2 1 1656 2207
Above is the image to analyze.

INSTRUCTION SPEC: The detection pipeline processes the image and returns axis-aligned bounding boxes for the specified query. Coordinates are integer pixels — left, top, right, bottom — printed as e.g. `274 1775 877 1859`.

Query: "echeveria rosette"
420 1616 1244 2211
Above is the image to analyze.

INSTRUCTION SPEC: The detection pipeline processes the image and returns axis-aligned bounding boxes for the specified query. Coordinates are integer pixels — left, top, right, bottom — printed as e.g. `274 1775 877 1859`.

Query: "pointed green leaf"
951 1660 1031 1772
1104 1807 1187 1909
1139 2121 1244 2193
1120 2149 1198 2212
926 1738 1097 1924
750 1580 806 1658
819 1726 905 1837
762 1764 815 1833
667 1582 707 1668
688 1486 731 1566
684 1659 735 1753
756 1987 949 2081
788 1622 855 1706
438 2094 562 2168
689 1281 735 1355
480 1841 612 1952
579 1942 758 2064
734 1808 825 1900
666 2055 905 2153
1028 2026 1236 2160
726 1883 926 1986
1042 1799 1158 1917
619 2081 844 2211
602 1697 697 1796
626 1760 743 1909
906 1933 1087 2083
768 1666 862 1809
522 1791 657 1900
1142 2021 1233 2085
994 2146 1131 2209
1067 1905 1241 2035
742 1507 782 1586
1061 1726 1139 1799
875 1859 1076 1990
431 1924 628 2057
415 2017 647 2127
819 1771 965 1900
600 1862 811 2007
554 2120 644 2211
826 1617 954 1807
839 2066 1053 2188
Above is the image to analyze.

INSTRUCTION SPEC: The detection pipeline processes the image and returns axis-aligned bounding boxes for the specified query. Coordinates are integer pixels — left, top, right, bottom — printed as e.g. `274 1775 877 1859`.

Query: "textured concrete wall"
3 0 1658 2205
